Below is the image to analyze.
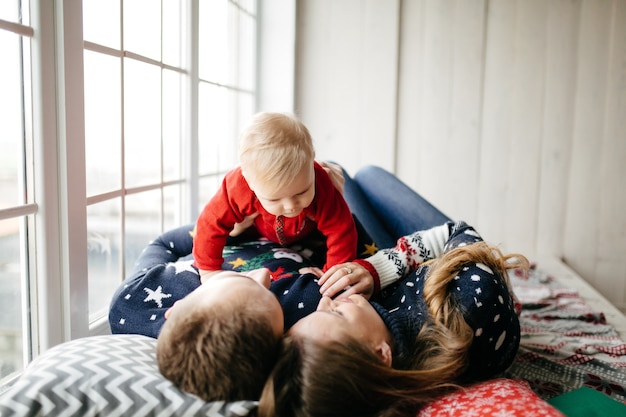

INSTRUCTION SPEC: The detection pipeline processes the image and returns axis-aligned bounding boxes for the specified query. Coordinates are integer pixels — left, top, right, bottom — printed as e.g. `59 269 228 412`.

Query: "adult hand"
318 262 375 299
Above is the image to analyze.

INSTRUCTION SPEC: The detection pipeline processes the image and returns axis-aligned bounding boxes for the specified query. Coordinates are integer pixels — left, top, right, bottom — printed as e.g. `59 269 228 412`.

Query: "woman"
258 166 528 417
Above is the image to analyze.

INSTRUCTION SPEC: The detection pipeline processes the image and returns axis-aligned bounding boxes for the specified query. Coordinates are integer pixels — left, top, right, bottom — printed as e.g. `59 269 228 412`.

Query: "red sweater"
193 162 357 272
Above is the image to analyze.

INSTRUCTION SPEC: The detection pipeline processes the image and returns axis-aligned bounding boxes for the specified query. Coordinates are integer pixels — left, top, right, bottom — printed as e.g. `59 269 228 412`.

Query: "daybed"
1 245 625 416
1 168 625 417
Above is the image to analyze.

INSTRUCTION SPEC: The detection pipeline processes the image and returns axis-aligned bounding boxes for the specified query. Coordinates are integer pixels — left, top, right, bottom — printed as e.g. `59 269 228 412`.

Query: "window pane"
124 59 161 188
84 50 122 197
198 83 233 175
199 0 229 83
238 11 256 91
163 69 182 182
0 1 22 24
198 176 222 214
82 0 120 49
0 31 24 210
0 218 24 380
124 0 161 61
87 200 122 321
236 92 255 140
235 0 256 15
162 0 182 67
125 190 162 277
163 184 183 231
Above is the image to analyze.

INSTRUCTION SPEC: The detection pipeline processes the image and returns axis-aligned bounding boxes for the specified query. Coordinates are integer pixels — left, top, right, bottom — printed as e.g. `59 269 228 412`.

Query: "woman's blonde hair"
239 112 315 192
258 242 528 417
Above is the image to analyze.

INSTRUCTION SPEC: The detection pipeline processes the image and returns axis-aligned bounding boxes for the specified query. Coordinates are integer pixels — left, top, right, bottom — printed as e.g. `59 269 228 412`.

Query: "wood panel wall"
294 0 626 311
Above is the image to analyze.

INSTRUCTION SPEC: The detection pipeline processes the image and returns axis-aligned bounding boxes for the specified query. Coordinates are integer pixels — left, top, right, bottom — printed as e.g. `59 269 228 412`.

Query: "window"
0 0 259 387
0 1 36 386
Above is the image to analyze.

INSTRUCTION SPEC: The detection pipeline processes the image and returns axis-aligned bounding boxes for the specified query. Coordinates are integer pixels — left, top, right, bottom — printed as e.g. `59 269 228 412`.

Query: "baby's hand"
230 212 259 237
318 262 375 299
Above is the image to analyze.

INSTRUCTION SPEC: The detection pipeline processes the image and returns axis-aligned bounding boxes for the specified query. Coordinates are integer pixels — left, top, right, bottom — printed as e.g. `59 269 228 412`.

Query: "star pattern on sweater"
228 257 247 268
166 260 197 275
143 285 172 308
361 242 378 256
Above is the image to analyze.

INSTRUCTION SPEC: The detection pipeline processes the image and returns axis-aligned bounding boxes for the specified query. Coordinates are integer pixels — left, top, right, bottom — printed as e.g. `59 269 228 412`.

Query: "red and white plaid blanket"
505 264 626 403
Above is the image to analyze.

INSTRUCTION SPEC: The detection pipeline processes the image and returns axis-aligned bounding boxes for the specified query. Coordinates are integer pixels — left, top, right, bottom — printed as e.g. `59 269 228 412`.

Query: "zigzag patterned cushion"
0 334 256 417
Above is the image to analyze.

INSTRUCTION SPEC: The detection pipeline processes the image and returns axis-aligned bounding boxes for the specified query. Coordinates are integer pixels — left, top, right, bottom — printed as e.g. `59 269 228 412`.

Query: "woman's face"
289 294 391 352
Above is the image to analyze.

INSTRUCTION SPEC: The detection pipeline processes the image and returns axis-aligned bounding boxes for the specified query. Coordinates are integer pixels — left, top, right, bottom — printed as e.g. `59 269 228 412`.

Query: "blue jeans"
343 165 451 249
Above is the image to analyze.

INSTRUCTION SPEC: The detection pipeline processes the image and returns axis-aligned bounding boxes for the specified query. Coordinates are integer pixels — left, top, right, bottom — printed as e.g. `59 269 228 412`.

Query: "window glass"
123 0 161 60
0 31 24 210
198 0 229 84
198 83 230 175
82 0 120 49
124 58 161 188
87 199 122 321
124 190 162 277
84 50 122 197
238 10 256 91
162 0 182 67
0 217 25 379
236 91 255 142
235 0 257 15
0 2 22 24
163 69 182 182
198 175 222 214
163 184 183 231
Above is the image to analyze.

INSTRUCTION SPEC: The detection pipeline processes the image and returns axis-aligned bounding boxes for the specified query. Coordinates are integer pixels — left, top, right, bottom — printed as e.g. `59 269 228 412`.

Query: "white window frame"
0 0 295 389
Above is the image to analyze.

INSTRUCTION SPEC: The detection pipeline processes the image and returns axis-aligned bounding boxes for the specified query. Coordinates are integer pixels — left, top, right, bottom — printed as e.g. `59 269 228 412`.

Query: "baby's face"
171 269 284 336
247 164 316 218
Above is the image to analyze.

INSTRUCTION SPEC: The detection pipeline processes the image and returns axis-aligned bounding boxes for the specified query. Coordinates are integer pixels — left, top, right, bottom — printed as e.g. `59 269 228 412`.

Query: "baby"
192 112 358 281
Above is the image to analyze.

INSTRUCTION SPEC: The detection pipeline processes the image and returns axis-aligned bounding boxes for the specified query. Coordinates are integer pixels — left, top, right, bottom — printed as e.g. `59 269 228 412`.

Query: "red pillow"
417 378 565 417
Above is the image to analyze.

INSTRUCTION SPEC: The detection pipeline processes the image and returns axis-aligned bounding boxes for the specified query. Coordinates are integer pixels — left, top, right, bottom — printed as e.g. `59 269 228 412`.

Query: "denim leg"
354 166 451 239
341 166 396 250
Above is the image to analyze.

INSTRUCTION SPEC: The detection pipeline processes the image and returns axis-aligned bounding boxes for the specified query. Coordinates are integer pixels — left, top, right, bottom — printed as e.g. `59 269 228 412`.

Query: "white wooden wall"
294 0 626 312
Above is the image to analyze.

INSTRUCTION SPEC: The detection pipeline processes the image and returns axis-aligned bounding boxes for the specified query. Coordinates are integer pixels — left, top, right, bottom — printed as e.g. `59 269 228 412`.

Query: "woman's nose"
316 296 334 311
248 268 271 289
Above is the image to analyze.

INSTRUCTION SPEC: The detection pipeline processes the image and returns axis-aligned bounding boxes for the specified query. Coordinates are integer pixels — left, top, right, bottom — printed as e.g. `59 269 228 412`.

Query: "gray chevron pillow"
0 334 256 417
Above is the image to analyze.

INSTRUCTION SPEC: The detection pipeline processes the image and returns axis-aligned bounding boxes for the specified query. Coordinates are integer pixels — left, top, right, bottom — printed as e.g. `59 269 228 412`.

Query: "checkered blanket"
505 265 626 403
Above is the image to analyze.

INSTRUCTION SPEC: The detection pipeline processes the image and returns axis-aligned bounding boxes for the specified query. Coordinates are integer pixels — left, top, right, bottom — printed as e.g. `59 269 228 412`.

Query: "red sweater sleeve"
192 168 255 271
313 163 358 271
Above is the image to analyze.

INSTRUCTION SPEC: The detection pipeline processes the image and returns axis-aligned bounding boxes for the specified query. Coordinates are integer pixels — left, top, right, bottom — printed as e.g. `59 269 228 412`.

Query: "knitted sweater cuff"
365 223 452 290
363 251 403 290
354 259 381 294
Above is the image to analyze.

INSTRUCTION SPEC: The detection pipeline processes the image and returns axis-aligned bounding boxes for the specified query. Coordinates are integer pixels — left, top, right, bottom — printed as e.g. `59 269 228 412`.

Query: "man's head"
156 269 284 401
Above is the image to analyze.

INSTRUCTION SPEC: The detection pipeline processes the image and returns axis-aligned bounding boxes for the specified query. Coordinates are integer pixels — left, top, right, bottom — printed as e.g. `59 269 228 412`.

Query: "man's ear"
164 300 181 319
374 341 393 367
